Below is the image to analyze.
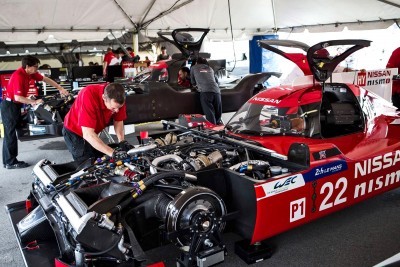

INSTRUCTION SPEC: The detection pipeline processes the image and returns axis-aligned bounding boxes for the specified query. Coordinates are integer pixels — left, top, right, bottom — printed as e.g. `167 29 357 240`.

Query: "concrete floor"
1 122 400 267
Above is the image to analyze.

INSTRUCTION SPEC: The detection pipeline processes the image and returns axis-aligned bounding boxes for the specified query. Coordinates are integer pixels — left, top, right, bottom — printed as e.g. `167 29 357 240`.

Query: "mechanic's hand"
33 99 43 106
59 87 70 96
118 140 134 152
112 149 129 160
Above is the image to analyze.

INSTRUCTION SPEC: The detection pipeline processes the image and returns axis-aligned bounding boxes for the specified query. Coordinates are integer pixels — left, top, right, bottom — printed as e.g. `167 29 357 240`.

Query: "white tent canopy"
0 0 399 44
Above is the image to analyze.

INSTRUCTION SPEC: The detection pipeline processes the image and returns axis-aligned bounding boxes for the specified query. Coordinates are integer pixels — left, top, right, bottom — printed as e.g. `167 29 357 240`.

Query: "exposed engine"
22 121 300 267
19 93 74 138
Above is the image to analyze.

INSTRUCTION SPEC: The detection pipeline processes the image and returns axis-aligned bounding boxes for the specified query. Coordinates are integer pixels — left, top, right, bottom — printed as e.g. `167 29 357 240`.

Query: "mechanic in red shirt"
102 47 115 77
62 83 129 164
126 47 135 58
1 55 69 169
178 66 191 88
386 47 400 110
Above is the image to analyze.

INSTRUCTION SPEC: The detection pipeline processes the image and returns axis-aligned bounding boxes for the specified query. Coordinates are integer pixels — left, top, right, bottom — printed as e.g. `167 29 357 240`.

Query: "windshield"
226 101 321 137
133 67 169 83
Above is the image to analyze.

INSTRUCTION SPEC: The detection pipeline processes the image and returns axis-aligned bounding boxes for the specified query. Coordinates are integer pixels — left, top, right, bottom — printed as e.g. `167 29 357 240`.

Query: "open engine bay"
20 120 305 267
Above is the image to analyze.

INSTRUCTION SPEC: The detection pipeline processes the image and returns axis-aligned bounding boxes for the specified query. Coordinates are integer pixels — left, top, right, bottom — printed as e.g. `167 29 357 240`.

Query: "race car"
121 28 280 124
6 39 400 267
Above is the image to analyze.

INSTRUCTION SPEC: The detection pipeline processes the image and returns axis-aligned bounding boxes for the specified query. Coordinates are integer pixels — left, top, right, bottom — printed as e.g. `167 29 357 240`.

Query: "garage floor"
1 121 400 267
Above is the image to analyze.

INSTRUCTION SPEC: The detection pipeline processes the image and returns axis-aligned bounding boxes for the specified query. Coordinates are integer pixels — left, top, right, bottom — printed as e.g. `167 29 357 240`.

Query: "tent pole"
133 33 139 56
271 0 277 32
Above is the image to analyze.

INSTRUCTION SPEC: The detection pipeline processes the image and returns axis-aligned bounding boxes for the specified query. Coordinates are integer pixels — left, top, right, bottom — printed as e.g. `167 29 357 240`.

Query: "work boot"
4 161 30 169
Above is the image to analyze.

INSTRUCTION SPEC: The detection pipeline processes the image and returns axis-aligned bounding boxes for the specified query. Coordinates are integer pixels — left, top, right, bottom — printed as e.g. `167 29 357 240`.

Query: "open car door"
258 39 311 75
158 28 210 59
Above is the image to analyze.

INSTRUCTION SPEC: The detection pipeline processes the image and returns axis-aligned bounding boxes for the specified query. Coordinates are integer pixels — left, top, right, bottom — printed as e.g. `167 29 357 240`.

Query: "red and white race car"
6 39 400 267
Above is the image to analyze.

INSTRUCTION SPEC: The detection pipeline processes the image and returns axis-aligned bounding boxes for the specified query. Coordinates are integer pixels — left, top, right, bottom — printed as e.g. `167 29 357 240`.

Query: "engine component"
165 186 226 247
190 150 224 171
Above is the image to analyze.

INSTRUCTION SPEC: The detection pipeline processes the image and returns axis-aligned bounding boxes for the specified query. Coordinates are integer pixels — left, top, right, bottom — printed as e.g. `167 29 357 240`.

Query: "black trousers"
62 127 101 165
1 100 22 166
200 92 222 125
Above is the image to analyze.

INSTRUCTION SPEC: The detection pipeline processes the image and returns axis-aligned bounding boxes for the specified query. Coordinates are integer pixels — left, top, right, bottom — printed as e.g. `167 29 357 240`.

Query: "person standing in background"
75 53 84 66
126 47 135 58
157 46 171 61
190 57 222 125
109 48 124 66
386 47 400 110
144 56 152 67
103 47 114 76
1 55 69 169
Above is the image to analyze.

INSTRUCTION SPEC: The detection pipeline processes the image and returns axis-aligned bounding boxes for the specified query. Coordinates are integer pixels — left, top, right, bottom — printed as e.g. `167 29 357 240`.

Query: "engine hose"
108 190 167 216
133 192 172 219
107 196 135 216
153 183 185 192
131 171 189 199
154 194 172 219
143 171 186 187
142 156 182 174
150 154 184 174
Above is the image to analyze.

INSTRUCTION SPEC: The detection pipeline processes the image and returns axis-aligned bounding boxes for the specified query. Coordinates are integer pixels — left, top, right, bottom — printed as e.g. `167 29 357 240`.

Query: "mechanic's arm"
103 61 108 76
43 77 69 96
113 120 125 142
14 94 43 105
81 126 114 157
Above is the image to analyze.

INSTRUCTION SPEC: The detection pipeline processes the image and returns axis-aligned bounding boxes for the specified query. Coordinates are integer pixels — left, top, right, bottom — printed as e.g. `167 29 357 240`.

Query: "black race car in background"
121 28 280 124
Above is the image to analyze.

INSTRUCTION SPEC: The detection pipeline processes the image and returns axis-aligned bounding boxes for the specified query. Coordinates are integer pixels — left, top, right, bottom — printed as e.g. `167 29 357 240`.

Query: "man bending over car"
62 83 132 165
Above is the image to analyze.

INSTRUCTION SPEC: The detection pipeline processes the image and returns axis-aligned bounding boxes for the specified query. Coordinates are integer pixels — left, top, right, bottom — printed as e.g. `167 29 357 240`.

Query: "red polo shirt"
6 67 43 102
104 51 115 65
387 47 400 94
64 84 127 137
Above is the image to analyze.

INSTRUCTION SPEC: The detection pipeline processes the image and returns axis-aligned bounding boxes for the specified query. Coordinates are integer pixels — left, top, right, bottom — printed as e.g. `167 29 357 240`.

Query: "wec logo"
256 174 305 200
274 176 296 189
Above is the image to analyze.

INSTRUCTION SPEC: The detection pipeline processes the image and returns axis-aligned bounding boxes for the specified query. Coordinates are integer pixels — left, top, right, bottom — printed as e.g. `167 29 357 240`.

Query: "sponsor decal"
304 160 348 182
256 174 305 200
251 97 281 104
353 150 400 199
290 198 306 222
354 150 400 179
357 69 392 87
312 147 341 160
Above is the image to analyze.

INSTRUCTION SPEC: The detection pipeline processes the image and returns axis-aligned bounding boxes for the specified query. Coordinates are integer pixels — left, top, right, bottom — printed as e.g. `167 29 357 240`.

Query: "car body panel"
125 72 280 124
